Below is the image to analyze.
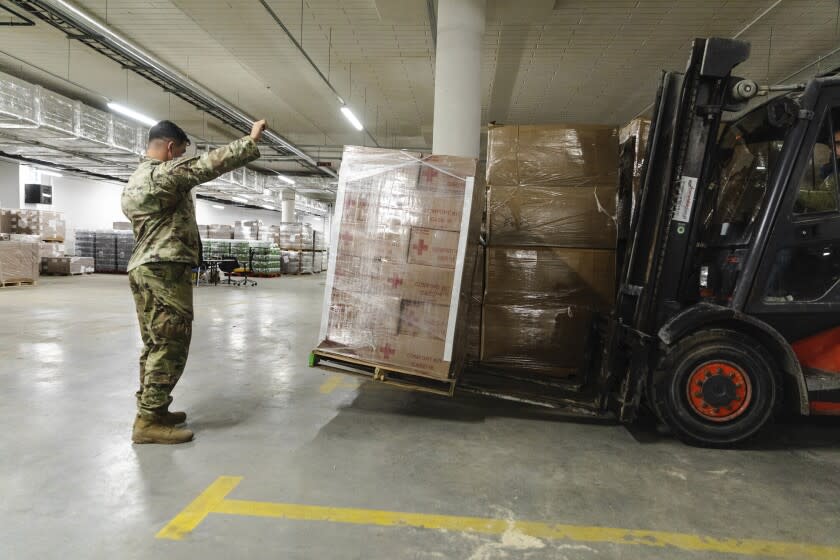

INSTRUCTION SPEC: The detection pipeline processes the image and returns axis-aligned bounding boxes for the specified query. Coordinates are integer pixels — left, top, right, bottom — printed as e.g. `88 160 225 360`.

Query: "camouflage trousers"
129 262 193 419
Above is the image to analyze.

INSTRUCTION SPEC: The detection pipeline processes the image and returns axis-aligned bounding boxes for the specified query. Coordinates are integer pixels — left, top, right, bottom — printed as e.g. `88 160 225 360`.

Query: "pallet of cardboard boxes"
313 146 481 393
481 124 618 377
276 223 324 275
0 208 70 285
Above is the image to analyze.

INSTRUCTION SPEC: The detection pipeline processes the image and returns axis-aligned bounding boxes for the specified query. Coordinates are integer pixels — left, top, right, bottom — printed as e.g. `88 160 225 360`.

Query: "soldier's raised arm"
155 119 266 192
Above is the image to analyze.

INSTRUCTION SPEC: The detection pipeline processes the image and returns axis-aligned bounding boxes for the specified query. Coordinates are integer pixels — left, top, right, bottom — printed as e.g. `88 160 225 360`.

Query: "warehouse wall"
194 200 285 229
195 200 327 233
0 159 20 208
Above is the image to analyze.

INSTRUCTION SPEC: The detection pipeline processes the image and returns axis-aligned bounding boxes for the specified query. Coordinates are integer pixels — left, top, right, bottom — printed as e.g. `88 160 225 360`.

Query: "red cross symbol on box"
379 344 396 360
388 274 403 288
413 238 429 256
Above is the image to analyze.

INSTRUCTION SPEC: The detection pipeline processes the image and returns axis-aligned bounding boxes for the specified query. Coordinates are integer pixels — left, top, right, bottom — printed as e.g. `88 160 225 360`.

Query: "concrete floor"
1 274 839 560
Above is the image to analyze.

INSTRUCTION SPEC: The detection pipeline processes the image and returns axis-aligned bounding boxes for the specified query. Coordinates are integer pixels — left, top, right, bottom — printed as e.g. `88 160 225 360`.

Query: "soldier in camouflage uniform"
123 119 265 444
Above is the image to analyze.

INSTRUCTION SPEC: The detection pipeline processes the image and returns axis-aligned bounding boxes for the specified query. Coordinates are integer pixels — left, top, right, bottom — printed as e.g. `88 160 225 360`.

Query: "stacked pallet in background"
234 220 262 240
41 256 94 276
275 223 325 274
74 229 135 273
481 124 619 376
202 239 281 276
0 238 39 286
201 224 234 239
315 146 480 384
1 208 67 265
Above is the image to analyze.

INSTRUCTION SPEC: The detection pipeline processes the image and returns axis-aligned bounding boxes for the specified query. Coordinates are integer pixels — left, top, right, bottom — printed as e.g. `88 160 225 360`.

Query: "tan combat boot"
159 410 187 425
132 415 194 444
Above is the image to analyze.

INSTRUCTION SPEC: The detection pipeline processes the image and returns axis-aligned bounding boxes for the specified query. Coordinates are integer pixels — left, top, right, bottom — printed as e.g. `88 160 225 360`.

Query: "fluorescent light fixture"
37 169 63 178
277 174 295 185
231 196 249 203
212 204 225 210
107 102 158 127
340 106 364 131
756 166 766 170
261 204 275 210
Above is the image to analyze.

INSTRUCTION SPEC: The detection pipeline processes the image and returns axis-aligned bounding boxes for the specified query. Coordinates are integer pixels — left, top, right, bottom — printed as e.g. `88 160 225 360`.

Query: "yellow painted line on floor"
156 477 840 559
155 476 242 540
319 373 357 394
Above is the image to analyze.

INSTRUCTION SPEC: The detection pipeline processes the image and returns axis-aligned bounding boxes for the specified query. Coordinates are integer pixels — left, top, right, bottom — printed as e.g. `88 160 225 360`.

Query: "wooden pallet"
310 349 457 396
0 280 37 287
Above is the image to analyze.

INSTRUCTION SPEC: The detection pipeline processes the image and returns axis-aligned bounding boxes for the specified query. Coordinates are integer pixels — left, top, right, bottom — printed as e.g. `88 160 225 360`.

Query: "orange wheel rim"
686 361 752 422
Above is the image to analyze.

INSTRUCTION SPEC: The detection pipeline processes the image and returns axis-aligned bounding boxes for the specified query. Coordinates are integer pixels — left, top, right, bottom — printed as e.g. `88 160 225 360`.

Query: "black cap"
148 120 190 146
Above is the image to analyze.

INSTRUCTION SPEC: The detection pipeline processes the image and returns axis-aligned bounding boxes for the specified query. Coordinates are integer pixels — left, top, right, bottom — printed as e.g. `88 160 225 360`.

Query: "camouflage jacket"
122 136 260 271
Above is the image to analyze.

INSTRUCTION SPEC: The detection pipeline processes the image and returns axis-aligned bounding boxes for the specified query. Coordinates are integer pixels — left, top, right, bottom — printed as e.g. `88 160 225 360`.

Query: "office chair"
218 255 257 287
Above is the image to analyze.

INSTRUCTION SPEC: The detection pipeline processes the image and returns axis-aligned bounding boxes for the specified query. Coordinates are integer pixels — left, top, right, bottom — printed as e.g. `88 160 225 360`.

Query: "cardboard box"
408 227 459 269
488 185 617 248
331 254 363 290
372 262 454 305
485 247 615 310
337 222 410 263
342 188 466 232
369 334 451 380
480 303 594 375
326 289 401 345
0 209 11 234
418 154 477 192
465 244 485 362
399 301 450 340
0 240 40 283
6 209 66 242
487 124 618 187
42 256 94 275
39 242 65 258
207 224 234 239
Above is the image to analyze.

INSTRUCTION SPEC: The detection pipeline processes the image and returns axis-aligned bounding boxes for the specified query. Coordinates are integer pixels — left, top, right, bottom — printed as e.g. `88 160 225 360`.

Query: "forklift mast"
602 38 753 419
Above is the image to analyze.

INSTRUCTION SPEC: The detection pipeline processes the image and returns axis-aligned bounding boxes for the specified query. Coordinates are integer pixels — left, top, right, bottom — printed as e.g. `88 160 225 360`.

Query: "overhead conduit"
10 0 337 178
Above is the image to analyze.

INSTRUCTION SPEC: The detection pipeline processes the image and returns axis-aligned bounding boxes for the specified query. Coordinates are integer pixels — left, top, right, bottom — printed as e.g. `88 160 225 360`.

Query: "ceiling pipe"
257 0 381 148
11 0 337 178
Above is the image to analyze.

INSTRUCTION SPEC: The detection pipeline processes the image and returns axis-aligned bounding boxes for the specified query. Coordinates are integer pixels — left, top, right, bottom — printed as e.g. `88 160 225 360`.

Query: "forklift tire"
651 329 780 447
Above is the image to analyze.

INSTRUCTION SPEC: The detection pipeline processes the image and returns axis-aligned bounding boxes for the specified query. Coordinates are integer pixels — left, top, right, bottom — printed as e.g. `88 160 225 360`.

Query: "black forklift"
315 37 840 446
459 36 840 446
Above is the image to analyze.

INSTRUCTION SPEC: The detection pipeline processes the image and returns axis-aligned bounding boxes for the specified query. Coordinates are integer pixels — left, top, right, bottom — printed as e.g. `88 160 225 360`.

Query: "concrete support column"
431 0 485 158
281 189 296 223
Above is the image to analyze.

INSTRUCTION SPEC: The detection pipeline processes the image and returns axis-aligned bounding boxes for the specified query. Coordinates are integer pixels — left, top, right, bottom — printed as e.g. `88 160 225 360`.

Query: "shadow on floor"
341 381 615 426
339 382 840 450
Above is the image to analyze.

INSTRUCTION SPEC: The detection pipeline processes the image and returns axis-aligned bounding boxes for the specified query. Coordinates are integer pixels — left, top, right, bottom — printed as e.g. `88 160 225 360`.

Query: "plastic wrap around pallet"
487 185 617 248
481 122 620 377
316 146 480 381
619 118 651 197
0 240 39 284
486 124 619 187
74 229 135 272
274 223 314 250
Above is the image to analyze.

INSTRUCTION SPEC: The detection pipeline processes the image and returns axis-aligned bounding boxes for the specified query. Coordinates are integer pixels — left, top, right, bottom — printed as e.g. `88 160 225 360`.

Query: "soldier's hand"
250 119 267 142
